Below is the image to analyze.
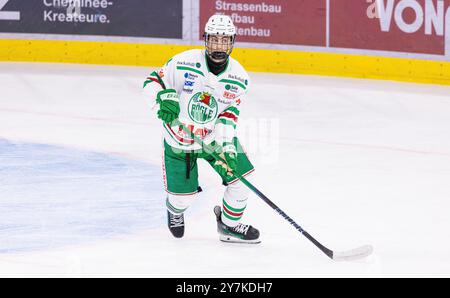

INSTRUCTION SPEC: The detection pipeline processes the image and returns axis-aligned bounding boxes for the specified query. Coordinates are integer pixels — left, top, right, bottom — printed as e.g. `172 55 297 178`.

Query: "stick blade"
332 245 373 261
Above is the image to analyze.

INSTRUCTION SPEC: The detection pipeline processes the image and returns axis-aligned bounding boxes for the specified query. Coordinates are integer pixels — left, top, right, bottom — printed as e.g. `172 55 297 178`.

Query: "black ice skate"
167 210 185 238
214 206 260 244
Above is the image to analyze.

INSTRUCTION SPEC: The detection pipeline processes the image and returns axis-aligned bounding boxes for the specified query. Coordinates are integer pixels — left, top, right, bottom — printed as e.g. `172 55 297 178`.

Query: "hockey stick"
174 120 373 261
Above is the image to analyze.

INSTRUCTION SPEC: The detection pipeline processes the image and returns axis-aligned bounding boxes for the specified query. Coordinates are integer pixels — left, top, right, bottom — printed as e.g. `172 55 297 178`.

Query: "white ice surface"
1 62 450 277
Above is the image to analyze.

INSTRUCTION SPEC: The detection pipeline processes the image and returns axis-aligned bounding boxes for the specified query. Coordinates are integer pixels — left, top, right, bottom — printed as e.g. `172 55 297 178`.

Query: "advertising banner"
1 0 450 60
0 0 183 39
330 0 448 55
199 0 327 46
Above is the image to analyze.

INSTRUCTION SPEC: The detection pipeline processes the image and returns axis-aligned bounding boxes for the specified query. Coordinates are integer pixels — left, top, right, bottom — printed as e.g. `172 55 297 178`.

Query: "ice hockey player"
142 14 260 244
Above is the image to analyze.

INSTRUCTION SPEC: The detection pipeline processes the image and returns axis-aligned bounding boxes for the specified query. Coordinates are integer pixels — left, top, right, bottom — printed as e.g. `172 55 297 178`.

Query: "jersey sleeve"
214 71 250 146
141 57 177 108
214 94 246 146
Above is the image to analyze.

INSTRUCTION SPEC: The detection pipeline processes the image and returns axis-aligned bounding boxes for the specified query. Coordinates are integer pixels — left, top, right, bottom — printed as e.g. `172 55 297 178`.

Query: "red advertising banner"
199 0 327 46
330 0 447 55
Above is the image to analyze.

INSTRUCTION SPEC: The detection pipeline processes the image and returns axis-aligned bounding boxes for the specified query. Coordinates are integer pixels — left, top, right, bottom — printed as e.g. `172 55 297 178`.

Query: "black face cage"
204 33 236 56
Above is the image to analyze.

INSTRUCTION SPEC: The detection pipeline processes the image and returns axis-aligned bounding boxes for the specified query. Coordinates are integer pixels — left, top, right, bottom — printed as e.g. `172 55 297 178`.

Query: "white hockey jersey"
142 49 250 151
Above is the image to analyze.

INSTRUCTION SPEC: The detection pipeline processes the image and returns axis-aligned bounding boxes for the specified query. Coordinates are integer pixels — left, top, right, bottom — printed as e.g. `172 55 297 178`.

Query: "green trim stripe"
222 141 235 147
163 124 191 147
143 80 152 88
166 198 187 214
223 211 242 221
219 79 246 90
223 199 246 213
143 71 166 89
222 226 245 239
225 106 240 116
218 113 237 123
154 71 167 89
176 66 204 76
216 118 236 128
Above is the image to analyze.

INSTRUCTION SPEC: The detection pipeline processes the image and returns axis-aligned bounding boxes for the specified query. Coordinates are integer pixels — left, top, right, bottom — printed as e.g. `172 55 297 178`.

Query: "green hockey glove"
156 89 180 124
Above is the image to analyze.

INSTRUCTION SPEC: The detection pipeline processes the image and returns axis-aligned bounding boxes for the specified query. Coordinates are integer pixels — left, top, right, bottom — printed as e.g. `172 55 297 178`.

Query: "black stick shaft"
238 175 333 259
176 120 334 259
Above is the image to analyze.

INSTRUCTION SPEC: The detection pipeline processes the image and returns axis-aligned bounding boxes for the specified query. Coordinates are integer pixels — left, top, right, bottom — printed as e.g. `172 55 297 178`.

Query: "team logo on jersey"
184 80 195 87
188 92 218 124
183 73 197 94
177 61 196 67
223 91 236 100
225 84 239 93
183 75 196 93
228 74 248 86
184 72 198 80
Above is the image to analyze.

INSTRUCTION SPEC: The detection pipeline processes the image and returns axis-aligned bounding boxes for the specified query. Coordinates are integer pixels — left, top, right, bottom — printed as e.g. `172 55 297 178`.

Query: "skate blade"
219 234 261 244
